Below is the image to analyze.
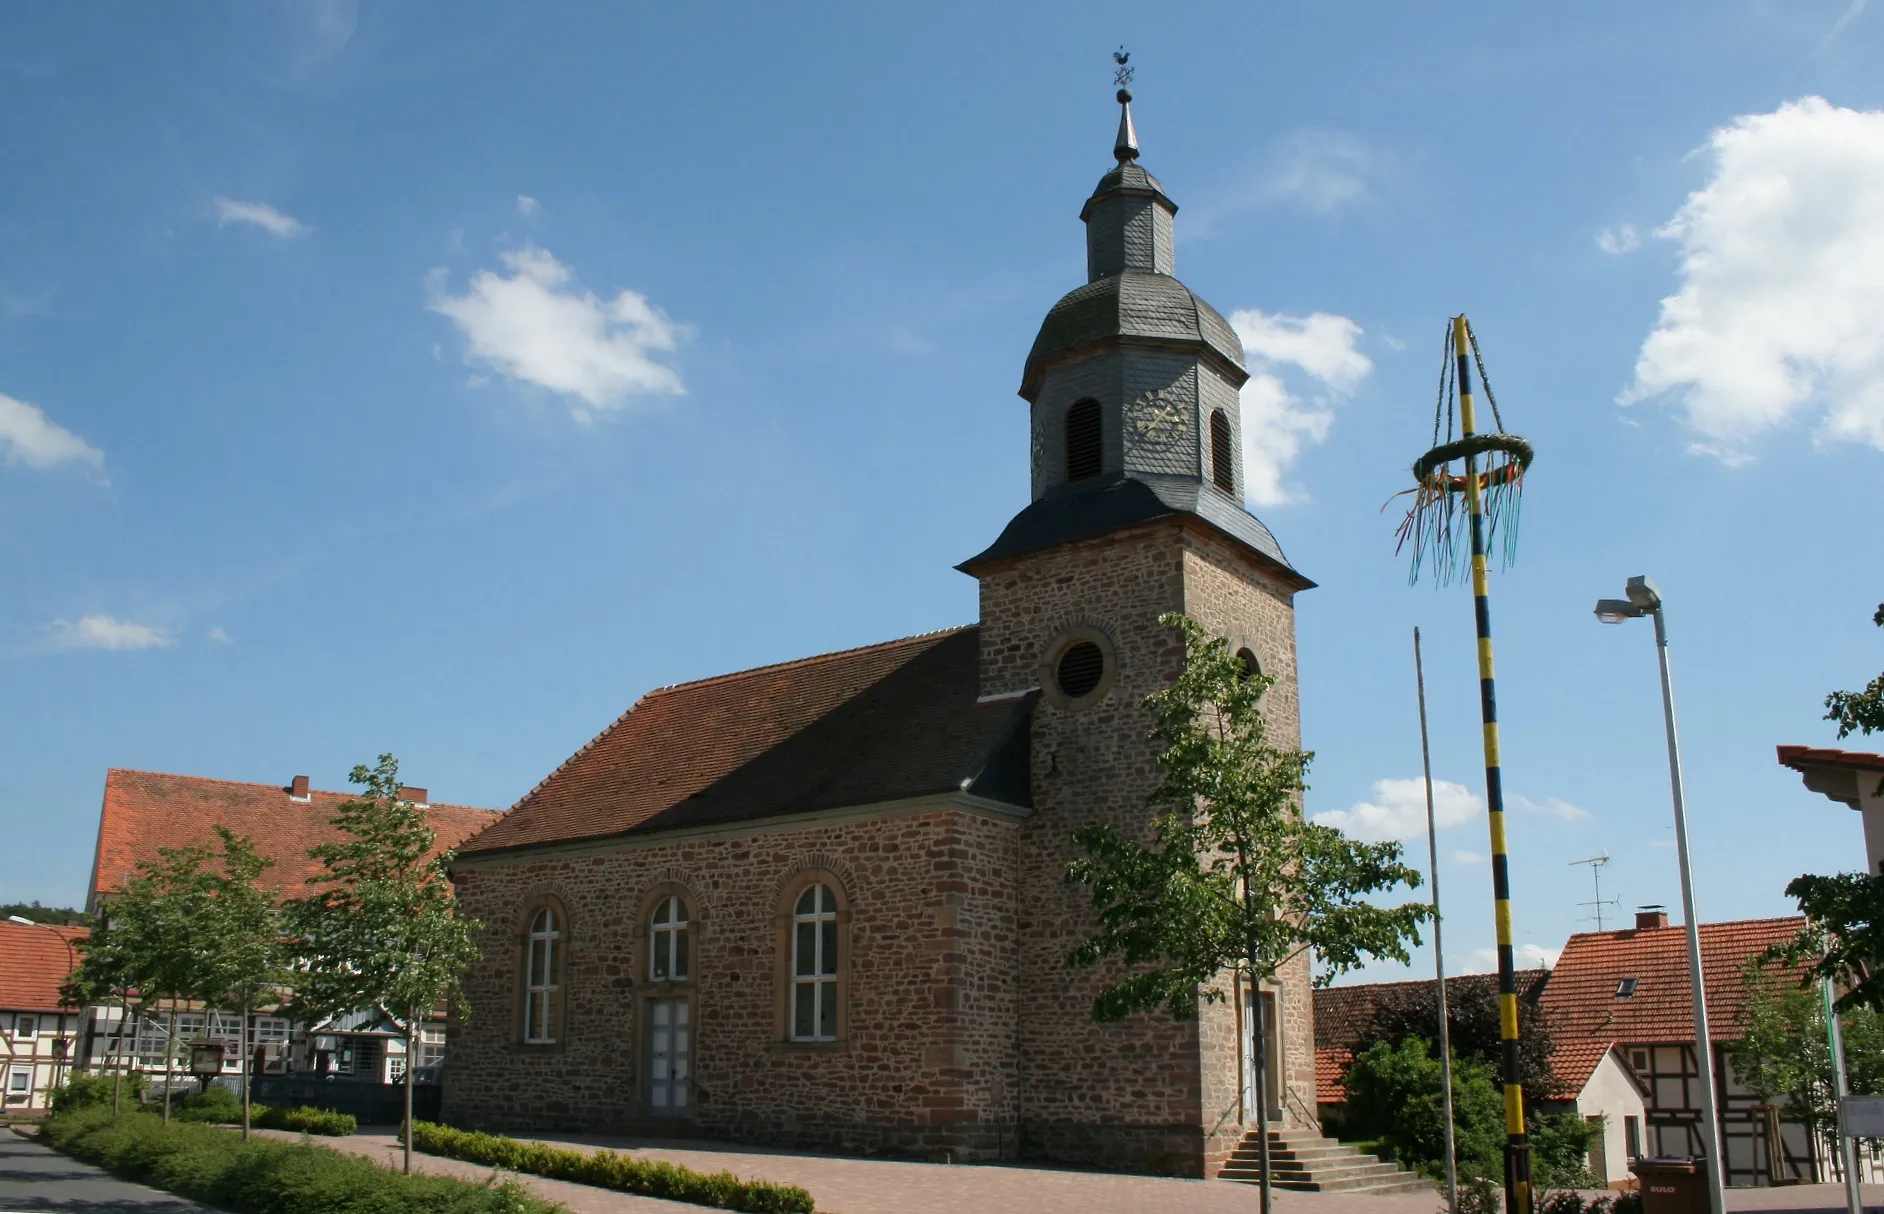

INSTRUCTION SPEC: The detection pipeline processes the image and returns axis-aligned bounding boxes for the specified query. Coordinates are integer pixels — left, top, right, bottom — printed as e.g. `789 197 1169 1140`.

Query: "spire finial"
1112 48 1139 163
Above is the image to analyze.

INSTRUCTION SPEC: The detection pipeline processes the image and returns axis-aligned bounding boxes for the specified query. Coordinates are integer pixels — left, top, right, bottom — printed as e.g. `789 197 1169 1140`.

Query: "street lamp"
1592 577 1724 1214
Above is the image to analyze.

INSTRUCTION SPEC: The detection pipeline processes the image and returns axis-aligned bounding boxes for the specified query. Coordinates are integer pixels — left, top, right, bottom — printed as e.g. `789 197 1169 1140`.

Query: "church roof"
1021 270 1247 401
959 473 1311 587
456 627 1034 859
1079 162 1171 218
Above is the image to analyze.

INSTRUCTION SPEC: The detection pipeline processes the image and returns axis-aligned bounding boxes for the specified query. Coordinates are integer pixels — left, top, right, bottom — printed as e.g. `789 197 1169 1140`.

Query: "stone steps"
1220 1130 1434 1194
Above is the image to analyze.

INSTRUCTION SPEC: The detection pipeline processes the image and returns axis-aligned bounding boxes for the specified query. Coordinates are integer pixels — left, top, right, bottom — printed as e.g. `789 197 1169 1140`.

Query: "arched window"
1065 398 1102 483
1236 647 1262 681
791 884 839 1041
649 896 690 981
522 904 564 1044
1210 410 1235 494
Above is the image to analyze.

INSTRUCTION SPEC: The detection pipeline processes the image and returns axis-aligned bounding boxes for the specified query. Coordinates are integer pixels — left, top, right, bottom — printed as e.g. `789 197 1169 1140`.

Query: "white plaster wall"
1579 1051 1648 1184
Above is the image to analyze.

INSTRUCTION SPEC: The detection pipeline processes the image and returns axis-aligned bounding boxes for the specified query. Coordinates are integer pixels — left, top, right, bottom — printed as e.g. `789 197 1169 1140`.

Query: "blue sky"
3 2 1882 985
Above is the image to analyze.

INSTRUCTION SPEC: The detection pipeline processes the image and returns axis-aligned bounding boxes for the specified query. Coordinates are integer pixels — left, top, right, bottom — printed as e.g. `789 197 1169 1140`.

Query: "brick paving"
170 1127 1884 1214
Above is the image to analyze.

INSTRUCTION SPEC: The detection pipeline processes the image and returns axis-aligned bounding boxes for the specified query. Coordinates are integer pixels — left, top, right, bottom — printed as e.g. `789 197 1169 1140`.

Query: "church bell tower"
959 83 1319 1178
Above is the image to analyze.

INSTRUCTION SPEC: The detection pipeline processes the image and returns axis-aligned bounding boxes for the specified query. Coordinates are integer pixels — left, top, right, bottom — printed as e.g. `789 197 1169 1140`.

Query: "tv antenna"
1569 852 1619 931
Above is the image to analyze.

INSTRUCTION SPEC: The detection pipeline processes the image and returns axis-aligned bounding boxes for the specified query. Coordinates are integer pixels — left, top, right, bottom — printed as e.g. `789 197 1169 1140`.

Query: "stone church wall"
443 806 1021 1160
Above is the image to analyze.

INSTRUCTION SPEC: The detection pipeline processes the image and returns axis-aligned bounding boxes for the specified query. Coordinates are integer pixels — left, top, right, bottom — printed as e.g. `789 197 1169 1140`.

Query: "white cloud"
1453 850 1483 864
1511 794 1590 822
45 615 174 652
1620 97 1884 458
0 392 103 470
1259 130 1383 214
1312 777 1482 844
214 198 309 239
516 195 542 218
1230 310 1373 506
429 244 685 417
206 626 233 645
1460 943 1562 975
1596 224 1641 255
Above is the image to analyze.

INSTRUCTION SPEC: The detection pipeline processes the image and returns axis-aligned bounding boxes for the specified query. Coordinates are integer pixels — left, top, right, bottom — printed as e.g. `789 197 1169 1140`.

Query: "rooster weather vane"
1113 47 1133 88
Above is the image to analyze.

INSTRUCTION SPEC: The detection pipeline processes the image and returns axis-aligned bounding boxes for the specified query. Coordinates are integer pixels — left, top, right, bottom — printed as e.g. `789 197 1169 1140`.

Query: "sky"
2 1 1882 986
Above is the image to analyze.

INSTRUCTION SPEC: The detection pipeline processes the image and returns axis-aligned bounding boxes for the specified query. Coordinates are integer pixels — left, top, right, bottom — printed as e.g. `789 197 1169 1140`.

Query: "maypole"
1393 315 1535 1214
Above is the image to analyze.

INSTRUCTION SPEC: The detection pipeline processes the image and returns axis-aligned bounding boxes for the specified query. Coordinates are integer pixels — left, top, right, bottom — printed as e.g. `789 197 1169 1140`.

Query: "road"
0 1127 216 1213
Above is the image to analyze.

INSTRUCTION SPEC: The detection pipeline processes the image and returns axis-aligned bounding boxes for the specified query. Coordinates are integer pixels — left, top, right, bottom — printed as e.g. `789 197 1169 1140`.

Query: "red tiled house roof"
458 627 1034 858
1778 744 1884 807
1549 1038 1637 1095
90 770 501 905
0 921 87 1012
1316 1046 1353 1104
1539 917 1806 1047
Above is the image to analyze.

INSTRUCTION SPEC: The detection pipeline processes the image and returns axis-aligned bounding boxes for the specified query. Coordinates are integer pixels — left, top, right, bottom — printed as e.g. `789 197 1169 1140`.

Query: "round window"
1056 642 1106 698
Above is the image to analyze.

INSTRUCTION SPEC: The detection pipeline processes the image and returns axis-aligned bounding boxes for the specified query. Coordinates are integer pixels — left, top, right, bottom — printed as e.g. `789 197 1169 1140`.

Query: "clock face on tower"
1129 387 1186 448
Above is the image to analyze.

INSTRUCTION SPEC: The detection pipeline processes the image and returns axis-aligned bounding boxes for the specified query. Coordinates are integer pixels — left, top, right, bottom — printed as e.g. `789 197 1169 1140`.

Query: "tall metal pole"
1649 604 1725 1214
1416 627 1460 1214
1454 315 1530 1214
1824 977 1861 1214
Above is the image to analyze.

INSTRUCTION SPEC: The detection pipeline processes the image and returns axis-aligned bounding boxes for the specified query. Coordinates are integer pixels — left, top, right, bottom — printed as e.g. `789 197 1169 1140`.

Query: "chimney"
402 787 430 808
289 775 311 801
1635 907 1669 931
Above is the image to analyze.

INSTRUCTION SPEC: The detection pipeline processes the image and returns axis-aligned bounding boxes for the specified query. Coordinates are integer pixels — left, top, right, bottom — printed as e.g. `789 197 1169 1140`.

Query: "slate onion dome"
1020 87 1247 403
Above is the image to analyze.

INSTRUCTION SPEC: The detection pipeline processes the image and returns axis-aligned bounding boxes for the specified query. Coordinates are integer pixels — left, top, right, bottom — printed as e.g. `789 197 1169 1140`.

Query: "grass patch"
411 1120 815 1214
43 1105 563 1214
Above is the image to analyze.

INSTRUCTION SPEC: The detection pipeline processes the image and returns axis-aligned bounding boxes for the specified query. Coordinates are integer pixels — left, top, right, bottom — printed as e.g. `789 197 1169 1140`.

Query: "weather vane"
1113 47 1133 89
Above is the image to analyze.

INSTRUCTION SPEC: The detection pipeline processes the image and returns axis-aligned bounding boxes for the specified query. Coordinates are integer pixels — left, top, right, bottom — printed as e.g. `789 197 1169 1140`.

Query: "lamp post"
1593 577 1725 1214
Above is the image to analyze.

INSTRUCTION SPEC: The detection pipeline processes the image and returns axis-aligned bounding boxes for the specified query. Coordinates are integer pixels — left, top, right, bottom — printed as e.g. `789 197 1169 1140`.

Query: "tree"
289 754 481 1174
1824 603 1884 741
0 901 89 926
1066 613 1432 1211
1730 959 1884 1145
199 827 286 1139
1343 1036 1505 1180
1359 975 1560 1102
71 843 223 1123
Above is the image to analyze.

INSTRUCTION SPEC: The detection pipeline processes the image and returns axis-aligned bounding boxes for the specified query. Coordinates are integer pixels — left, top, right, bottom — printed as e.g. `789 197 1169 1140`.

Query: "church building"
443 88 1320 1178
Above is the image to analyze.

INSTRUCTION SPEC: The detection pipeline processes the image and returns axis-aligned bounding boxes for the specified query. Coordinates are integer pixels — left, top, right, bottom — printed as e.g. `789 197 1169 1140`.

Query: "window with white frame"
791 884 839 1041
418 1026 446 1069
176 1012 206 1039
255 1017 290 1045
523 904 563 1044
13 1015 35 1039
388 1056 407 1083
211 1013 243 1039
6 1069 28 1095
649 896 690 981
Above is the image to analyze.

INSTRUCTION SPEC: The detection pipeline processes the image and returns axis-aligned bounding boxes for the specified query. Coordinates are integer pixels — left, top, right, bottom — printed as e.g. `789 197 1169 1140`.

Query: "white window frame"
255 1017 290 1045
6 1068 29 1095
523 905 561 1044
418 1026 446 1069
790 884 839 1042
649 896 690 982
13 1014 35 1039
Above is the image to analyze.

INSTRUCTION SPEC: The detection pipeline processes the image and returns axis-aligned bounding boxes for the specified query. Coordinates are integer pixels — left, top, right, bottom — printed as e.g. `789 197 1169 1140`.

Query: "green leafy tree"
1343 1036 1505 1179
1824 603 1884 741
1066 613 1431 1208
1731 959 1884 1145
289 754 481 1174
199 827 286 1139
0 901 89 926
1359 975 1560 1102
62 913 141 1115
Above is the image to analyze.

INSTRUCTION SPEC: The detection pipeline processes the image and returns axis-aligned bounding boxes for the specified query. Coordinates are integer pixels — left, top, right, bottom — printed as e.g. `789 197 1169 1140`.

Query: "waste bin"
1630 1157 1707 1214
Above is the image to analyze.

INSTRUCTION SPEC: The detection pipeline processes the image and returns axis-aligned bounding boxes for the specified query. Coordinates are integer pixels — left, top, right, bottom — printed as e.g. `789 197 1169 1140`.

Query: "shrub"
1342 1036 1505 1179
175 1085 243 1123
1531 1111 1605 1192
256 1105 356 1136
51 1071 147 1115
43 1105 563 1214
410 1120 815 1214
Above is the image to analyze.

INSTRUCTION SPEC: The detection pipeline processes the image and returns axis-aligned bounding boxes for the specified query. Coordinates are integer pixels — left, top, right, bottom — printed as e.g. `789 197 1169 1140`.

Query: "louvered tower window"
1065 398 1102 482
1210 410 1235 494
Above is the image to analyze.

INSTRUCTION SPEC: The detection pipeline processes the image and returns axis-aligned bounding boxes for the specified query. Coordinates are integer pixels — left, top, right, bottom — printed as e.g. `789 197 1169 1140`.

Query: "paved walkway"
1 1126 216 1213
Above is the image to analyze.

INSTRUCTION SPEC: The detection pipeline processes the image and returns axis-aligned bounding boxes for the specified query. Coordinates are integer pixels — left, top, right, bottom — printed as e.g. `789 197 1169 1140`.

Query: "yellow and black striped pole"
1454 314 1530 1214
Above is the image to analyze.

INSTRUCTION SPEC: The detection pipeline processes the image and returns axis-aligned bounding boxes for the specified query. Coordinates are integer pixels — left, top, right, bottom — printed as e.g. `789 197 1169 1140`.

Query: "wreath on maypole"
1388 318 1534 586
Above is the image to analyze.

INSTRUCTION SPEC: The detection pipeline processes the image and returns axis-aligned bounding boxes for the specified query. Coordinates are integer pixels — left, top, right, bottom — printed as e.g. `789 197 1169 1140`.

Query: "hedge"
410 1120 815 1214
43 1105 564 1214
169 1086 353 1135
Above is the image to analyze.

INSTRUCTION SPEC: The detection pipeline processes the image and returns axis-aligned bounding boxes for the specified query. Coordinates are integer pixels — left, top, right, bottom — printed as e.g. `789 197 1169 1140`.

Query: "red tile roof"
1539 917 1806 1047
1778 745 1884 809
0 921 86 1012
1550 1039 1628 1095
91 770 501 904
459 627 1034 857
1317 1046 1353 1104
1778 745 1884 773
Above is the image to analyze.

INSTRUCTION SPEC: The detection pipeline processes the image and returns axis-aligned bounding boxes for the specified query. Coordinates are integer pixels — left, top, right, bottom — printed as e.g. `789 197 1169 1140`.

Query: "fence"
250 1076 441 1125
